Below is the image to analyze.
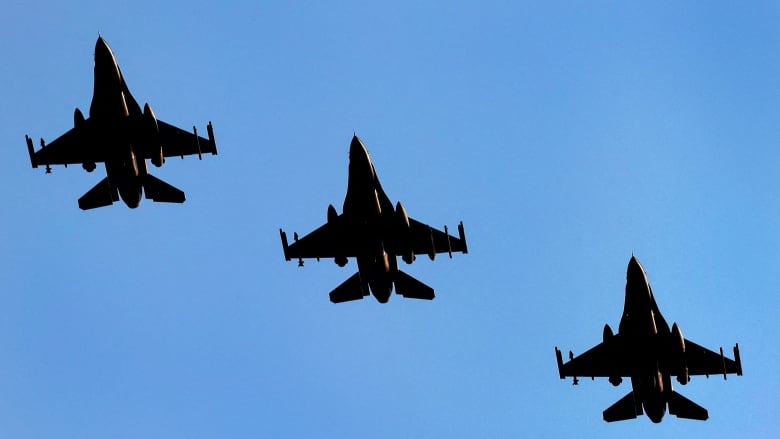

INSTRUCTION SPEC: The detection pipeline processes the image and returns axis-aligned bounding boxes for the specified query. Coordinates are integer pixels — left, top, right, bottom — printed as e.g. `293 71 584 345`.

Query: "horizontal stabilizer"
143 174 185 203
394 270 435 300
78 177 118 210
668 391 708 420
603 391 643 422
329 272 369 303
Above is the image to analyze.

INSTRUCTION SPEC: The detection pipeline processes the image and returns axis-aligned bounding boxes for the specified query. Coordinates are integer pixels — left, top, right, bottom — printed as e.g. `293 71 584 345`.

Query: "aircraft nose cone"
93 36 121 84
348 134 373 172
95 36 112 59
627 255 643 275
350 135 369 160
626 255 652 299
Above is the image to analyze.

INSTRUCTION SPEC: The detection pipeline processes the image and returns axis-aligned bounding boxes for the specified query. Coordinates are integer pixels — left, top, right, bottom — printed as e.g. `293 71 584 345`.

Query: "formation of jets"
23 38 743 423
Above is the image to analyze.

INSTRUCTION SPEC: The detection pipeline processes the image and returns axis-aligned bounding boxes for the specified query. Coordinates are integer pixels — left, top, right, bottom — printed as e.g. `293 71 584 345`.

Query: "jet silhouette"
555 256 742 423
280 135 468 303
25 37 217 210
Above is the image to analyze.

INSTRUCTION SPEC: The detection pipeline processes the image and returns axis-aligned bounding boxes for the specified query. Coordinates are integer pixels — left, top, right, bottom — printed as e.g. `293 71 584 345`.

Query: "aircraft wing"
27 119 218 168
408 218 468 257
555 341 627 379
281 220 362 261
157 120 218 158
684 339 743 377
27 125 106 168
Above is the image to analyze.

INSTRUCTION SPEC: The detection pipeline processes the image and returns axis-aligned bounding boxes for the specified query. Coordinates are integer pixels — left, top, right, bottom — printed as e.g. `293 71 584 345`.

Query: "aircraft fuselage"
618 256 676 423
87 37 152 208
342 136 402 303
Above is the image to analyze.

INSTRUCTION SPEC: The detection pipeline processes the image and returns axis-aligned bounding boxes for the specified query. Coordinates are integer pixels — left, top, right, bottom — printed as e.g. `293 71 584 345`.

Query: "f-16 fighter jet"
25 37 217 210
280 135 468 303
555 256 742 423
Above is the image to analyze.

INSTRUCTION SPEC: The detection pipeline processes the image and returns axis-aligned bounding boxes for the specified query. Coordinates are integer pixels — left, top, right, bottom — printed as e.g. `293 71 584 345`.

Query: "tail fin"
143 174 185 203
78 177 119 210
394 271 435 300
603 391 643 422
329 272 369 303
668 391 708 420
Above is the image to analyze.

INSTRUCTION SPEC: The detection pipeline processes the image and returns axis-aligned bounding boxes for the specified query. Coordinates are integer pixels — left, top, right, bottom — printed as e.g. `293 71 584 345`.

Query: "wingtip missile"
279 229 291 261
555 347 565 379
207 121 217 155
734 343 742 376
458 221 468 254
25 135 38 169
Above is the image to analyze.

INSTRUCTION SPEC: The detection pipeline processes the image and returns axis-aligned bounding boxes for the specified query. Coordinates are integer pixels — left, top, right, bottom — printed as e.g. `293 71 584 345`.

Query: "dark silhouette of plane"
555 256 742 423
280 135 468 303
25 37 217 210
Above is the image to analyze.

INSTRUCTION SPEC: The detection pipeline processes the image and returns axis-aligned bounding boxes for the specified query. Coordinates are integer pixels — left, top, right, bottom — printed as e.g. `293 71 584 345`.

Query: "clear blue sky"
1 1 777 438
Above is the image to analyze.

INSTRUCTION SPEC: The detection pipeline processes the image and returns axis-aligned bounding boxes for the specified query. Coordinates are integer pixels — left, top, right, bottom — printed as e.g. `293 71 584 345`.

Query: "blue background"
1 2 775 437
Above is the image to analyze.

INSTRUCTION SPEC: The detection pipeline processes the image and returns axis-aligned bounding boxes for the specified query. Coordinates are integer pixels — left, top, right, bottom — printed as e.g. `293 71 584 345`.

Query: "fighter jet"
25 37 217 210
554 256 742 423
280 135 468 303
